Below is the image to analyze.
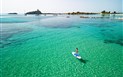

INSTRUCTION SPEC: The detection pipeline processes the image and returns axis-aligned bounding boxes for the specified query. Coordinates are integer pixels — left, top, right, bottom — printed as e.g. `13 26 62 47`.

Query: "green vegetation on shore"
101 10 118 14
66 11 98 15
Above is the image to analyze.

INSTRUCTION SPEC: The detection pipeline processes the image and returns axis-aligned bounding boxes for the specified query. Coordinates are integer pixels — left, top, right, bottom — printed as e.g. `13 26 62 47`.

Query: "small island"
25 9 42 15
8 13 18 15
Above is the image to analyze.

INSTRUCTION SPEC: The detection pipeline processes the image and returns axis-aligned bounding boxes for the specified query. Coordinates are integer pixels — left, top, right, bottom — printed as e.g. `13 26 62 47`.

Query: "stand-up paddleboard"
72 52 81 59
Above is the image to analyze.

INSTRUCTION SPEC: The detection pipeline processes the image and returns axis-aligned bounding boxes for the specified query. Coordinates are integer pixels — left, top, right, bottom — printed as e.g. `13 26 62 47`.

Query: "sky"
0 0 123 13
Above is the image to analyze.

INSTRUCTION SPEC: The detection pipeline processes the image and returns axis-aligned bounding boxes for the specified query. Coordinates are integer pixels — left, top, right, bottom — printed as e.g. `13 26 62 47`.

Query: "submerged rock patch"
100 29 114 32
104 39 123 46
101 29 106 31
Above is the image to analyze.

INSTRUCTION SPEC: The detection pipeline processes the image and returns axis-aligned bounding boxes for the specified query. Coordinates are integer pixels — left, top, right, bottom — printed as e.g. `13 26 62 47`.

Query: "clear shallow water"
0 14 123 77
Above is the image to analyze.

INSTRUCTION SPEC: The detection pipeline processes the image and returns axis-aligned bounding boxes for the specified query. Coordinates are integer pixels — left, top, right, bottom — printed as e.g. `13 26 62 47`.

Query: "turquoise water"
0 14 123 77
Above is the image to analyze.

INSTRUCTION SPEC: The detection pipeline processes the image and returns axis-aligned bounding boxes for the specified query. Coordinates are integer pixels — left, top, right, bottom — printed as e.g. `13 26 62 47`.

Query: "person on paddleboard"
75 48 78 53
74 48 79 56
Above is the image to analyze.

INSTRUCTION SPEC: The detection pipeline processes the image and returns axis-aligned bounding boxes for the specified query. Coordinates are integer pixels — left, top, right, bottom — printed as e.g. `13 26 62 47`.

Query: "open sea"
0 14 123 77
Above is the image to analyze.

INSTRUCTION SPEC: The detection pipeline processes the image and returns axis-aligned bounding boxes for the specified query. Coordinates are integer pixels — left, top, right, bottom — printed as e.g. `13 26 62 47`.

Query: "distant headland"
101 10 117 14
66 10 121 15
66 12 98 15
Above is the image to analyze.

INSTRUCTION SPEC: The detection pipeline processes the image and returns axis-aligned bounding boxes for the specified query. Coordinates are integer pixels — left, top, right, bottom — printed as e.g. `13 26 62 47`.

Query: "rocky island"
8 13 18 15
25 9 42 15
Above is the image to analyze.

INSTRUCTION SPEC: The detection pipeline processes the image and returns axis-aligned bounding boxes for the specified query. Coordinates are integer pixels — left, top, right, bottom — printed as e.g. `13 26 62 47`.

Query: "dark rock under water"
104 39 123 46
0 35 42 48
100 29 114 32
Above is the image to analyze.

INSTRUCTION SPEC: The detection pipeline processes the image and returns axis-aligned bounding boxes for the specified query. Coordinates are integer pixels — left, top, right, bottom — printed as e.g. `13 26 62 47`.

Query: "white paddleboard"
72 52 81 59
